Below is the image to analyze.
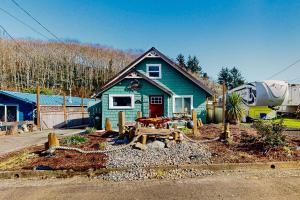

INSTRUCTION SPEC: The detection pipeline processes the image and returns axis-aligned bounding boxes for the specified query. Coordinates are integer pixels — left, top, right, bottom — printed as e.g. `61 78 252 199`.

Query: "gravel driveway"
0 129 83 156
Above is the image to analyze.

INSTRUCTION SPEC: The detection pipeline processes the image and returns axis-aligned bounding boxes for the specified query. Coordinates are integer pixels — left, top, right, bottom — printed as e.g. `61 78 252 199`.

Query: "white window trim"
146 64 162 79
109 94 135 109
172 95 193 114
0 104 19 122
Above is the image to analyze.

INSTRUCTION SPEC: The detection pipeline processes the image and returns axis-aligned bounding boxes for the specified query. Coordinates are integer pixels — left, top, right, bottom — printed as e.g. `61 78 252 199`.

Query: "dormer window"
146 64 161 79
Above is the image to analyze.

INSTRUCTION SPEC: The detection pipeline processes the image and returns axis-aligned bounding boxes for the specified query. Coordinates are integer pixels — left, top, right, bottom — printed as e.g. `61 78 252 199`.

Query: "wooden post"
222 82 226 124
105 117 112 132
213 95 217 123
141 134 147 145
63 93 67 127
137 111 142 119
192 109 199 136
223 122 232 143
36 84 41 130
81 94 84 124
118 111 125 135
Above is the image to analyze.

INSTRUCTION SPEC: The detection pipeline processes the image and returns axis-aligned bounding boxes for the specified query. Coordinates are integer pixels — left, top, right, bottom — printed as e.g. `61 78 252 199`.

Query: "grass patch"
274 118 300 129
180 127 192 135
242 118 300 129
61 135 88 145
0 151 35 170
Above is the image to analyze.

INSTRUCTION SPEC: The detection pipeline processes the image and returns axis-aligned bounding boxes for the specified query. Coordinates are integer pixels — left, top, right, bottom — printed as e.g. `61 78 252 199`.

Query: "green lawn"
274 118 300 129
242 118 300 129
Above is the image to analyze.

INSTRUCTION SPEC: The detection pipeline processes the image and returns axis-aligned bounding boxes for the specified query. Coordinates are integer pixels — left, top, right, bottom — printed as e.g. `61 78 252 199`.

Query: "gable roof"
0 90 93 106
97 70 173 96
95 47 213 97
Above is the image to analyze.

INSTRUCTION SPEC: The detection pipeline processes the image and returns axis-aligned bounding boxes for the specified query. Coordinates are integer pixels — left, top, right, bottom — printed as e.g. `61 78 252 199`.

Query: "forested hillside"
0 38 221 97
0 39 139 96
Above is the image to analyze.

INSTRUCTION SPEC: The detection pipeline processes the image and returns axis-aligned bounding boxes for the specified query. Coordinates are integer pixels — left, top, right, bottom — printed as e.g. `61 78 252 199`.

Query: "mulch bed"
1 124 299 171
196 124 300 163
0 132 108 171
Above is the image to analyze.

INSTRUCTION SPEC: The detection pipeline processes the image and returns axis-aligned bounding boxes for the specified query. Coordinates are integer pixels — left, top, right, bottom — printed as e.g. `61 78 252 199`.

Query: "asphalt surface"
0 169 299 200
0 129 83 155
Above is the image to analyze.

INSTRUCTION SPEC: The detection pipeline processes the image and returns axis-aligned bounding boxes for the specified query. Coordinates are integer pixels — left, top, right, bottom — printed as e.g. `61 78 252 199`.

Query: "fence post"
36 84 41 130
63 93 67 127
81 94 84 124
118 111 125 135
192 109 200 136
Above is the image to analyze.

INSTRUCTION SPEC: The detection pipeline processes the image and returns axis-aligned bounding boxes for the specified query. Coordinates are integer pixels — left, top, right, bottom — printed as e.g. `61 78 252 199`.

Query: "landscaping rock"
133 142 148 151
147 140 165 150
35 165 53 170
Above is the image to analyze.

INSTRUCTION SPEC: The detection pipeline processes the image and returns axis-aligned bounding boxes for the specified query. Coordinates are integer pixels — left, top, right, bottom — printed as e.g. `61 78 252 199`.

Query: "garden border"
0 161 299 180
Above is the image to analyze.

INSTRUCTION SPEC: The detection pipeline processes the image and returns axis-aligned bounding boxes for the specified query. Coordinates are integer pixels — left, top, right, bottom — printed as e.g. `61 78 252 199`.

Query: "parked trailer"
228 80 289 121
278 84 300 115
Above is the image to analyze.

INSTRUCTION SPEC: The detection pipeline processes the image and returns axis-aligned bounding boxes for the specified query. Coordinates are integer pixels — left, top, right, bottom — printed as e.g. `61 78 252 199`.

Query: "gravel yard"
100 168 213 181
107 141 211 168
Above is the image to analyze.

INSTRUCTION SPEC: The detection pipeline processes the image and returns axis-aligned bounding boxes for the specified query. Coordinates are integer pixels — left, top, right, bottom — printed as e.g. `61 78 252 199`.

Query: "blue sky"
1 0 300 82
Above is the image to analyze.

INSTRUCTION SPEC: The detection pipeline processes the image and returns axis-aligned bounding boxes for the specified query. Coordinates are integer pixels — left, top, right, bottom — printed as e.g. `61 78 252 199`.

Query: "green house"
92 47 213 129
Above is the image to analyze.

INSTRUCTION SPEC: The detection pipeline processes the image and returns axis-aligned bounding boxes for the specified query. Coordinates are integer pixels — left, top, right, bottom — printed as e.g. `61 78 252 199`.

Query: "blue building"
0 90 94 129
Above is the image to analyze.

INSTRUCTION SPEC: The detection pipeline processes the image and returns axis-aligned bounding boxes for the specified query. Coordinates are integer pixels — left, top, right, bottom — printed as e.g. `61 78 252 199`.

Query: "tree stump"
47 133 60 148
105 118 112 132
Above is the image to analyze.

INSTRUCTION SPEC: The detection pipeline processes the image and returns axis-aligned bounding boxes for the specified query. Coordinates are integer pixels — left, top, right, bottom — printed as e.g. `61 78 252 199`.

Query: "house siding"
0 94 35 121
135 57 209 122
101 79 169 129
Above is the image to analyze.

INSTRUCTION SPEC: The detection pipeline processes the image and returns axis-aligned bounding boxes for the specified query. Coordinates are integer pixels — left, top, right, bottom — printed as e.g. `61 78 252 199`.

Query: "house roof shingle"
0 90 93 106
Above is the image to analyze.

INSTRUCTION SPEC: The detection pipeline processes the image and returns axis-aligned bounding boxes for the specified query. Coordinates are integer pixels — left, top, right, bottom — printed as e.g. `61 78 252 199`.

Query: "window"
150 96 163 104
174 96 192 114
0 106 4 122
146 64 161 79
109 94 134 109
0 105 18 122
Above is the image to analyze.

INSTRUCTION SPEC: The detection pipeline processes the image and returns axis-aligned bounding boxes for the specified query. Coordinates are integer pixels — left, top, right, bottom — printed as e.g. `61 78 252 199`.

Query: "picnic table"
136 117 171 128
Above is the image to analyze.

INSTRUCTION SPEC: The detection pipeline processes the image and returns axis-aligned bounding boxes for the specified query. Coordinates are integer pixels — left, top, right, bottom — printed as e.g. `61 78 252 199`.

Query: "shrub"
252 119 286 149
180 127 192 135
98 142 106 150
62 135 88 145
226 92 245 124
85 127 96 134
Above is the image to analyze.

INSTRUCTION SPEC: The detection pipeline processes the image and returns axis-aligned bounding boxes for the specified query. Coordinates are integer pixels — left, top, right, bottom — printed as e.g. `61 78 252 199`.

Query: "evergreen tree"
187 55 202 73
218 67 245 89
230 67 245 88
176 54 186 69
218 67 233 88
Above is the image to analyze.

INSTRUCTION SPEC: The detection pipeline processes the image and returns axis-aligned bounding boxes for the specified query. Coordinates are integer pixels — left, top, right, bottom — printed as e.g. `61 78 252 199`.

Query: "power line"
288 77 300 82
0 7 51 40
10 0 61 41
267 58 300 79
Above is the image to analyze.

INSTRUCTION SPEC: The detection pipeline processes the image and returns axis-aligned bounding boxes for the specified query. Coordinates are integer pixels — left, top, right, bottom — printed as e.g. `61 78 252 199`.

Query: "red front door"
149 95 164 118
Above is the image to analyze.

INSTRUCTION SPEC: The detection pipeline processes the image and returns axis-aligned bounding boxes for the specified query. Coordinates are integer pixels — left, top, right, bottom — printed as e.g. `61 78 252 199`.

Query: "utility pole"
36 84 41 130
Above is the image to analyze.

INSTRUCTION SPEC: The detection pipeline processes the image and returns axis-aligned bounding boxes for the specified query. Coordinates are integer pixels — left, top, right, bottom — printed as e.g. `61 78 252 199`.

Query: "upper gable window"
146 64 161 79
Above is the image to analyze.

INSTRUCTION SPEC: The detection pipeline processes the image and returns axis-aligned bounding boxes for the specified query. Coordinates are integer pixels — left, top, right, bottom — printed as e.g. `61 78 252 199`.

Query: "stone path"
0 129 83 155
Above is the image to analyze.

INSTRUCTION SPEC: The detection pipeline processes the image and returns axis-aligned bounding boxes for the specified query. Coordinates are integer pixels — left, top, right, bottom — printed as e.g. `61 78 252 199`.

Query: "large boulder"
147 140 165 150
133 142 148 151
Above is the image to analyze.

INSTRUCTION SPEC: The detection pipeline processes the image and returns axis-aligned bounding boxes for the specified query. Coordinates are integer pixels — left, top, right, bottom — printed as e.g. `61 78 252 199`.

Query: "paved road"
0 129 83 155
0 170 299 200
